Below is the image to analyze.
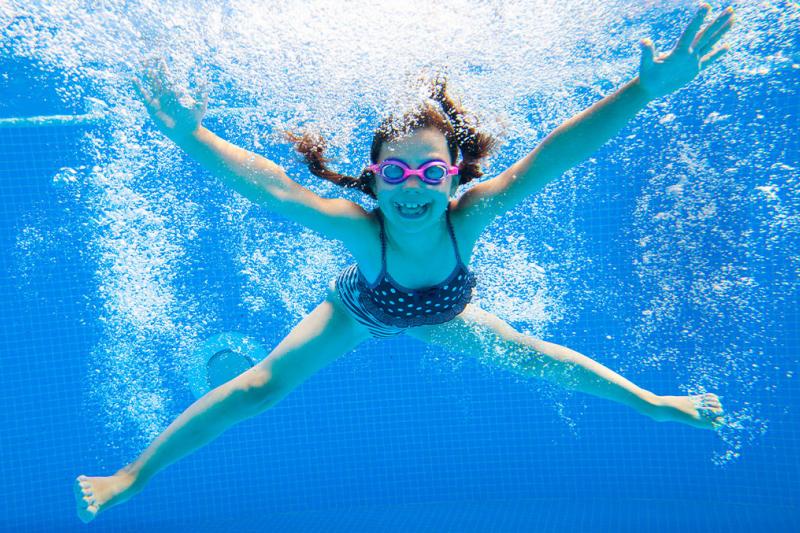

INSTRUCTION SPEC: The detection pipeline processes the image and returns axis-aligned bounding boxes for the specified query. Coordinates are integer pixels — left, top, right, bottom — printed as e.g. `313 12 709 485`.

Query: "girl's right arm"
133 61 369 246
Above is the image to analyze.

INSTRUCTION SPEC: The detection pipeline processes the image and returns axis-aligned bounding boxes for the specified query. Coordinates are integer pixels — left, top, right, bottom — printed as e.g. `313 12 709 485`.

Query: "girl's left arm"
457 4 735 227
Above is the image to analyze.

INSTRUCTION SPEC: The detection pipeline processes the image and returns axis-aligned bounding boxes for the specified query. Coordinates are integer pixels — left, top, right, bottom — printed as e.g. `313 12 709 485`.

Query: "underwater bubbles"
5 0 797 464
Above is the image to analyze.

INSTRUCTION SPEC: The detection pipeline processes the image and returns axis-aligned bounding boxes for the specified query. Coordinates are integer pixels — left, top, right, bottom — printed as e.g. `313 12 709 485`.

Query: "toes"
74 479 96 504
699 406 724 420
687 395 726 430
74 478 100 523
698 393 723 409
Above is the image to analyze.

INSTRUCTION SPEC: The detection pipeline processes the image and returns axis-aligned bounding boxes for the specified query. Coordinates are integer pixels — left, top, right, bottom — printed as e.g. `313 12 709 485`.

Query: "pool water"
1 1 798 531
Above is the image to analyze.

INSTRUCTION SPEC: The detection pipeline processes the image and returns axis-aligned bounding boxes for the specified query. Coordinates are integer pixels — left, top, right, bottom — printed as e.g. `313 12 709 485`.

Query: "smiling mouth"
393 201 430 218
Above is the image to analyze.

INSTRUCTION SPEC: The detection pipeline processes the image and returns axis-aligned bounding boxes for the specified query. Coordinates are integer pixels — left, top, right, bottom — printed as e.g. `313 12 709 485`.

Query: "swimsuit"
335 206 477 338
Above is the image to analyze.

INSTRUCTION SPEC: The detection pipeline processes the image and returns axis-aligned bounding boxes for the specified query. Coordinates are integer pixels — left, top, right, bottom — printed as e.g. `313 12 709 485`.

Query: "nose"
401 176 425 189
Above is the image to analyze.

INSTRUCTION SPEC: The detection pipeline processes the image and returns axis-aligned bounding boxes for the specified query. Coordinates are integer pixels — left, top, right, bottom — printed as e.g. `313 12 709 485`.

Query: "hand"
133 59 209 142
637 3 735 100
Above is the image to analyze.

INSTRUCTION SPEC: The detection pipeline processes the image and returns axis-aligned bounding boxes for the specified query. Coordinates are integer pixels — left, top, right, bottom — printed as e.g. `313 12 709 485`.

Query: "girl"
76 4 733 523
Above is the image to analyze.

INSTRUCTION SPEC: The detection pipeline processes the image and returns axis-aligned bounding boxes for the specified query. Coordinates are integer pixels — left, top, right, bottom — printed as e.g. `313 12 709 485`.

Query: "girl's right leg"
75 287 371 523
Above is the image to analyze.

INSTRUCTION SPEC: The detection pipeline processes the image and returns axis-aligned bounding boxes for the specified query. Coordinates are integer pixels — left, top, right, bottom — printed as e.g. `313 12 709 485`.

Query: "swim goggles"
367 158 459 185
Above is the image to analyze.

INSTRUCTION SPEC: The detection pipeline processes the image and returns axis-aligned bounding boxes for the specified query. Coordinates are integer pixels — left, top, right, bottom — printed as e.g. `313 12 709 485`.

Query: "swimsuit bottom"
334 265 407 339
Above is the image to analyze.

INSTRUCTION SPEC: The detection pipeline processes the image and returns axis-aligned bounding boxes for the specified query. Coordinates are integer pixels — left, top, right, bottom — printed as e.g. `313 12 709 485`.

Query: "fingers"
675 3 711 52
696 16 734 57
195 92 209 114
133 63 163 108
693 6 735 54
136 61 160 97
132 76 149 102
700 44 730 69
135 57 174 106
138 57 170 93
134 57 210 115
156 58 170 92
639 38 656 70
145 59 164 94
196 80 210 100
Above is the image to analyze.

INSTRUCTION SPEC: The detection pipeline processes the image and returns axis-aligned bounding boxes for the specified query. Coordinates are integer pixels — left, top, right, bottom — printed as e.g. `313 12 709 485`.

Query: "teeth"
394 201 428 217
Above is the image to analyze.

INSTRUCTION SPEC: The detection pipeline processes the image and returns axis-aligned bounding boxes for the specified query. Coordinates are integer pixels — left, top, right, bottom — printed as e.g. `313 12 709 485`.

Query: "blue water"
1 2 798 531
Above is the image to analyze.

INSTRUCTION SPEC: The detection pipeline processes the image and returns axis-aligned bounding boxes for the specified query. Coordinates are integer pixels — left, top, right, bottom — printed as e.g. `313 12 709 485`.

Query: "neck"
379 208 449 254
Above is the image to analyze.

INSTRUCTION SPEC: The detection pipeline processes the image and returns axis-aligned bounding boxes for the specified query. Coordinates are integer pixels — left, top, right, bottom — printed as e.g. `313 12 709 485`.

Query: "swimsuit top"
355 207 477 327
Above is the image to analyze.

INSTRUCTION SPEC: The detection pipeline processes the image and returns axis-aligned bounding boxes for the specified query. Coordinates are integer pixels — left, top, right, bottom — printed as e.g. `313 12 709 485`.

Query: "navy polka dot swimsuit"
335 206 477 337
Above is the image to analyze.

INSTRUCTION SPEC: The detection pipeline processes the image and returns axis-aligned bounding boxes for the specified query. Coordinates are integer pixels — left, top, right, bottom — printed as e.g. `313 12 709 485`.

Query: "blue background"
1 6 798 532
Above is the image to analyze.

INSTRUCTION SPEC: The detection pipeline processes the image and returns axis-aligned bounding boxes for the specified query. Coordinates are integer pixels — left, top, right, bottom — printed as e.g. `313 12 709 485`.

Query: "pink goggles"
367 159 459 184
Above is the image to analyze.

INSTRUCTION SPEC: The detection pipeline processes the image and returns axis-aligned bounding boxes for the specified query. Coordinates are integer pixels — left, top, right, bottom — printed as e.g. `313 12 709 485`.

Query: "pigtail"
428 75 498 185
283 130 377 199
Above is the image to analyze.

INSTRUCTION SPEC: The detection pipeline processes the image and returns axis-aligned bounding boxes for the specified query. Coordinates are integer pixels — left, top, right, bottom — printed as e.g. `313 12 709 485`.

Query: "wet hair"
283 76 499 200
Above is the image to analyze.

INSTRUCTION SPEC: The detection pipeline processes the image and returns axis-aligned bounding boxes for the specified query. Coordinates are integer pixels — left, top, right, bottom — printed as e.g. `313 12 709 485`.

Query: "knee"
233 366 287 411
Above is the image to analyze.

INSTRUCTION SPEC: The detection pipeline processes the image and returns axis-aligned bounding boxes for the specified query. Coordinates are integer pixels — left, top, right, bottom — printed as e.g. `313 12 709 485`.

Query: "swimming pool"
1 1 798 531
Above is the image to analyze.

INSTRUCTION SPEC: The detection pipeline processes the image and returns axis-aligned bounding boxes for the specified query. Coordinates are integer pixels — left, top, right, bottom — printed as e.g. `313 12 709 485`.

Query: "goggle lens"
382 163 406 180
423 165 446 180
379 162 449 183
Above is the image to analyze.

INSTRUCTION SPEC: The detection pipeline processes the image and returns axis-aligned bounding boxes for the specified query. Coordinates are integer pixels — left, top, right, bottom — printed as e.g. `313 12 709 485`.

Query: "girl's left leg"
405 304 724 430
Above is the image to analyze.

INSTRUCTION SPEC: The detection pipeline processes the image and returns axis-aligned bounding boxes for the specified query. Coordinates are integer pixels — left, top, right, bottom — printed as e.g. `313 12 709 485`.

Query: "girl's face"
372 127 459 234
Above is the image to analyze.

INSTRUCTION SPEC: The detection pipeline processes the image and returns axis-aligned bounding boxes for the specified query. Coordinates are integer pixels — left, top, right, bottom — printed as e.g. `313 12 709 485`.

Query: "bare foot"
654 393 726 430
73 471 140 523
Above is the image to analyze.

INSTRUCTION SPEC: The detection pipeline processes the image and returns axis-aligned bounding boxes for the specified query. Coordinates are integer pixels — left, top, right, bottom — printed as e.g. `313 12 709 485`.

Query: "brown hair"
283 76 499 200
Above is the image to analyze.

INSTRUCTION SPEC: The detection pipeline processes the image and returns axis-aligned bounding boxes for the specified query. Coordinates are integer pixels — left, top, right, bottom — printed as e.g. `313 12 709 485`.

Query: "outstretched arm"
133 60 369 245
456 4 735 228
134 60 294 208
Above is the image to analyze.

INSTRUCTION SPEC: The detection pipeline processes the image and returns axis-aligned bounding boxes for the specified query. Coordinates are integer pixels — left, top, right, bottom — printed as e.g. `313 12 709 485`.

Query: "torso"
350 199 477 290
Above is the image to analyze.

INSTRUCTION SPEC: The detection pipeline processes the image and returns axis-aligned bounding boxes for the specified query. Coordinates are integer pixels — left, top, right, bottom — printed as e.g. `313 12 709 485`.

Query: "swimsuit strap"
445 207 464 266
376 209 387 275
378 206 464 272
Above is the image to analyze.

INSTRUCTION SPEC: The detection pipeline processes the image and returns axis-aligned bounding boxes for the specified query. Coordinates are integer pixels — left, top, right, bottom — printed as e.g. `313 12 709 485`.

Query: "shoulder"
448 190 493 251
333 202 381 264
448 198 484 265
